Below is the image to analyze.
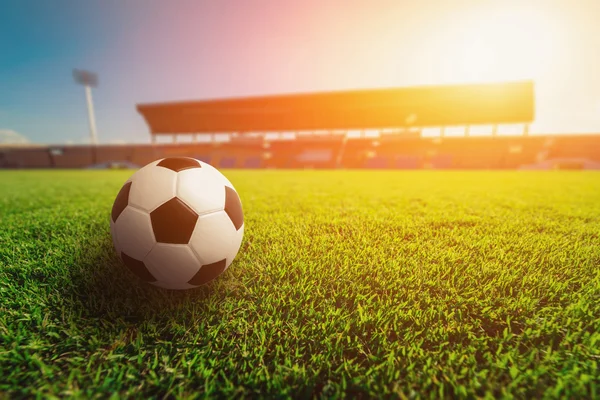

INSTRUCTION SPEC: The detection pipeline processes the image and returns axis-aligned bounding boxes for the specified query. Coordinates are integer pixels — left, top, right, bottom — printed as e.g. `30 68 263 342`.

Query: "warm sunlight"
429 3 562 84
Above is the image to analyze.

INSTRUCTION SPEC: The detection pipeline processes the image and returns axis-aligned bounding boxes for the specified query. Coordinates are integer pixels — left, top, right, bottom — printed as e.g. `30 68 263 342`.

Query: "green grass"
1 170 599 399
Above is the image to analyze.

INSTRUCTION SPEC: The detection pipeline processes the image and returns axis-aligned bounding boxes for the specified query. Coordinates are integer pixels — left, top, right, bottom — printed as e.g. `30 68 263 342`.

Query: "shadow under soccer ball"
67 247 218 324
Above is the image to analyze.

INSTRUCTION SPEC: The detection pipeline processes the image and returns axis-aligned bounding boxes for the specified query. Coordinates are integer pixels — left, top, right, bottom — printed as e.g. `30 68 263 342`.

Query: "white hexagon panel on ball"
127 160 178 213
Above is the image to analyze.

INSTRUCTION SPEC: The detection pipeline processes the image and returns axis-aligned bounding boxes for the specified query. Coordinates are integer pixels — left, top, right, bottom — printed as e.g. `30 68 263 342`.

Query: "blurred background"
1 0 600 170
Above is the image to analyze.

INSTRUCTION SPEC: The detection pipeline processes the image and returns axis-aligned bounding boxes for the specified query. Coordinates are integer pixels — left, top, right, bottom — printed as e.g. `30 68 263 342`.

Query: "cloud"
0 130 31 144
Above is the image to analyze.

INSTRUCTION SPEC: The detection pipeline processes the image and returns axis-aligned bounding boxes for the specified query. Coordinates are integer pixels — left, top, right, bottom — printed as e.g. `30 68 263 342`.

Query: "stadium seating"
500 136 549 169
339 138 377 169
2 134 600 170
265 135 343 168
243 156 262 168
131 145 164 166
0 147 52 168
193 155 212 164
217 139 265 168
95 145 135 165
364 156 389 169
52 146 94 168
219 157 237 168
429 154 452 169
546 135 600 161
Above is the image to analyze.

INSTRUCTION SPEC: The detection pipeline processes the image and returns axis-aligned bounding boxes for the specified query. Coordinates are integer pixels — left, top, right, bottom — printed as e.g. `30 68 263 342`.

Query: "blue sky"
2 0 600 144
1 1 139 143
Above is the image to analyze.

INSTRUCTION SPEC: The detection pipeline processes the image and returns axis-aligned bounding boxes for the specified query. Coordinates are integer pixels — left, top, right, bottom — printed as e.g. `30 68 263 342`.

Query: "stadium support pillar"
492 124 498 137
465 125 471 137
524 124 530 136
441 126 446 138
335 131 349 168
172 134 177 144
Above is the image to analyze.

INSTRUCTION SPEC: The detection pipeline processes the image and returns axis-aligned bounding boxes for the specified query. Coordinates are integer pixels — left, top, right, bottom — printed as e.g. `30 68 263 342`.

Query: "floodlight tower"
73 69 99 145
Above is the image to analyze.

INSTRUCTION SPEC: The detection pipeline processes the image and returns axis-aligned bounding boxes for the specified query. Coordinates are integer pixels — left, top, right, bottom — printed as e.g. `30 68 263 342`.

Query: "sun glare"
432 3 561 84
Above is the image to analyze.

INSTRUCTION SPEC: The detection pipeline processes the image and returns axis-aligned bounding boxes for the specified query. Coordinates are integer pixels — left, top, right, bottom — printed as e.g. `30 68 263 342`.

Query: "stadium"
2 1 600 398
2 81 600 170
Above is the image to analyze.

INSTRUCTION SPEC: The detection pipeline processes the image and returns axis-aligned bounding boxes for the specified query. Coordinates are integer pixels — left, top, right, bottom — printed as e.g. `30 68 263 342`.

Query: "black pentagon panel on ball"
188 259 227 286
150 197 199 244
112 181 132 223
157 157 201 172
224 186 244 230
121 252 157 282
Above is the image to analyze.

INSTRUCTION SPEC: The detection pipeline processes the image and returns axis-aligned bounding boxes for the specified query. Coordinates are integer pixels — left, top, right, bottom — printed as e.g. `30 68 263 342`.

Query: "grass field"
1 170 599 398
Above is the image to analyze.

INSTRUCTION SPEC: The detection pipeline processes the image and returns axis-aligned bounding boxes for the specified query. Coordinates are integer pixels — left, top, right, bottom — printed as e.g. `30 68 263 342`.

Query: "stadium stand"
3 82 599 170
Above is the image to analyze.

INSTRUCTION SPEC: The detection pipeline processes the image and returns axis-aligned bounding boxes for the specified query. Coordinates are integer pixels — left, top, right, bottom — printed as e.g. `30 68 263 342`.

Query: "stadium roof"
137 81 534 135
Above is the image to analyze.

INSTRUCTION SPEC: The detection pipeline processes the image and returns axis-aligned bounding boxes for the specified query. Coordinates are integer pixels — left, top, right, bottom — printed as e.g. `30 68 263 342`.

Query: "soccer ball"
109 157 244 290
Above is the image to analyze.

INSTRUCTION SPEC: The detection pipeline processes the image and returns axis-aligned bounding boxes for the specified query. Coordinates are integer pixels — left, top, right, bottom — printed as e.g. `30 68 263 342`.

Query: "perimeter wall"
2 134 599 170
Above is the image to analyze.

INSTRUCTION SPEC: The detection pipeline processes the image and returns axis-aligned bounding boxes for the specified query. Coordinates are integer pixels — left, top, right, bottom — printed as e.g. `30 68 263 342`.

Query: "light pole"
73 69 99 146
